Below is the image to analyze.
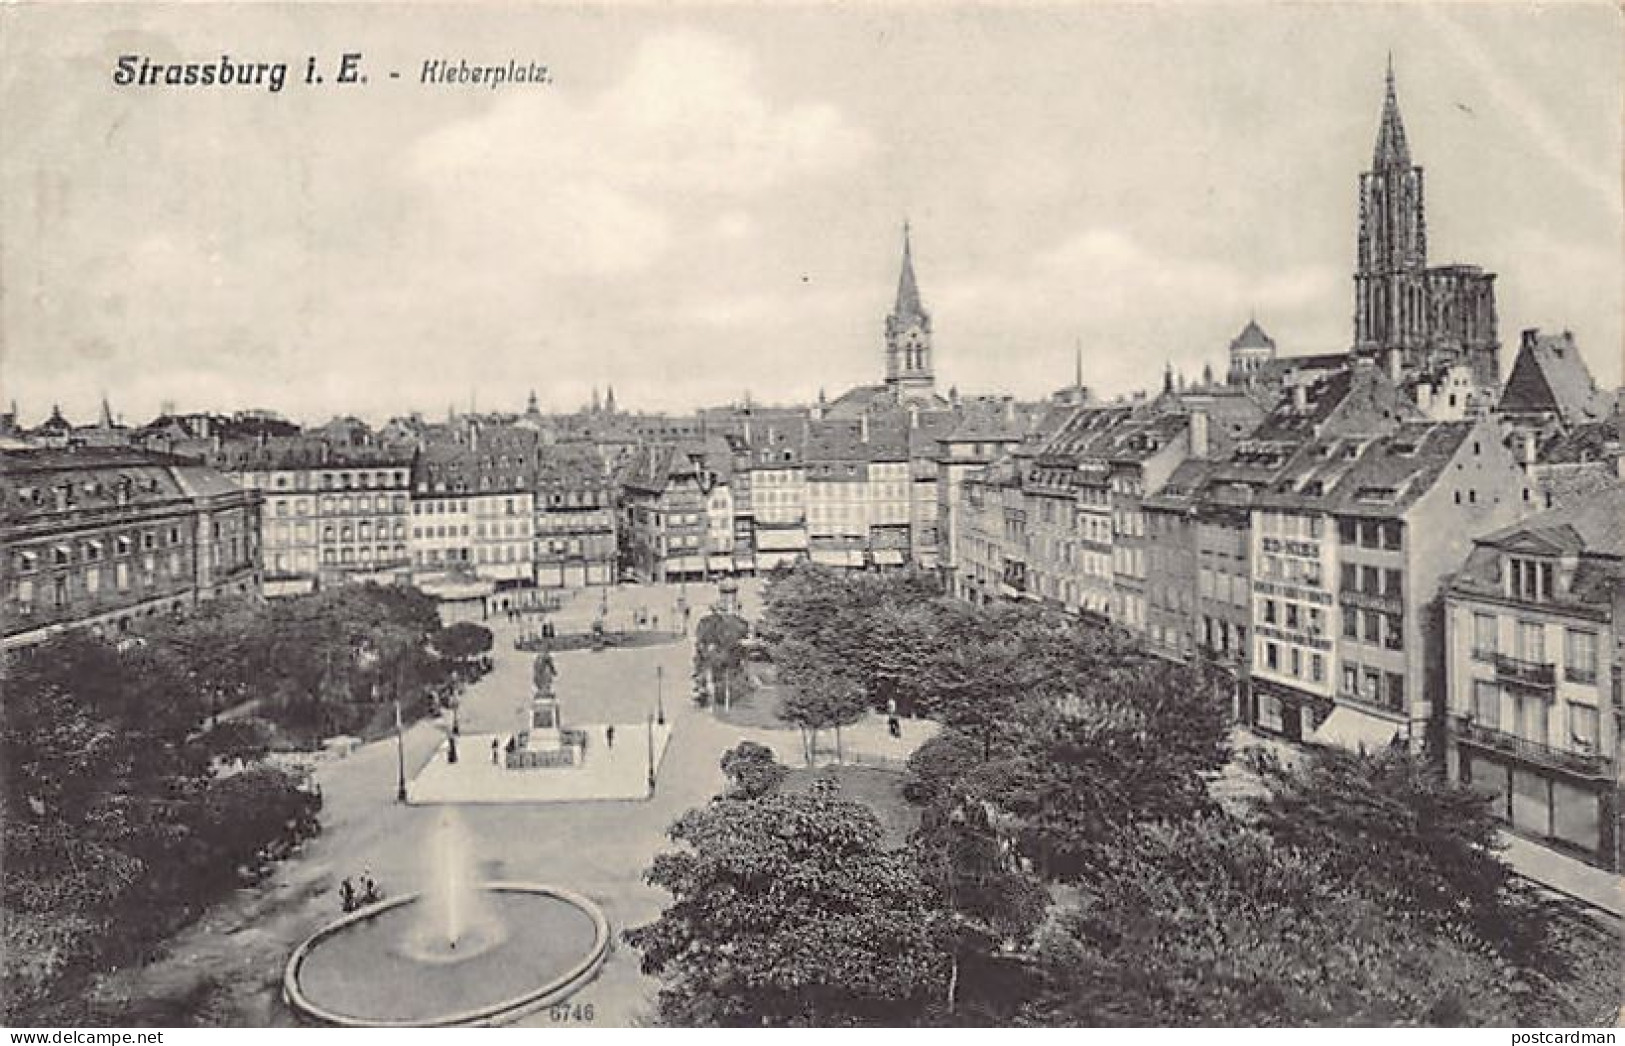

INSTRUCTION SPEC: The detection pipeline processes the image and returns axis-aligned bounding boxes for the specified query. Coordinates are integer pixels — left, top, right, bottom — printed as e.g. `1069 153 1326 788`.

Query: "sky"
2 2 1620 427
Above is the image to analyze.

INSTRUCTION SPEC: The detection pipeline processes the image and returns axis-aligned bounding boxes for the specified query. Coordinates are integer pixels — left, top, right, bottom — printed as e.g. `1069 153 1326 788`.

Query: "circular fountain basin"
284 882 609 1027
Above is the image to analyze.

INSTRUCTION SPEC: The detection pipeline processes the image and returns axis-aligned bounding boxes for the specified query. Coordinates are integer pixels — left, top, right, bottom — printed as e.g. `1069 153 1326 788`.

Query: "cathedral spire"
894 220 924 320
1373 53 1410 168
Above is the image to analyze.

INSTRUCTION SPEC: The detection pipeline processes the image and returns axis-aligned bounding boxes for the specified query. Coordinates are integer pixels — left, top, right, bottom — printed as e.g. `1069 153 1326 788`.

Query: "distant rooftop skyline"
3 4 1619 426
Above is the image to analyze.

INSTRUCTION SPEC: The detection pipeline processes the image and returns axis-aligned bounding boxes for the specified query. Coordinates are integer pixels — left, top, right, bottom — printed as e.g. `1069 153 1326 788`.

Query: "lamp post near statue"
646 712 656 793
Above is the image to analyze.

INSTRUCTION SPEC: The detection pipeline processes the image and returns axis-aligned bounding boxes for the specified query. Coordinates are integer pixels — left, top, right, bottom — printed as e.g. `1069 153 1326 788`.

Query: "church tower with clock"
884 222 936 398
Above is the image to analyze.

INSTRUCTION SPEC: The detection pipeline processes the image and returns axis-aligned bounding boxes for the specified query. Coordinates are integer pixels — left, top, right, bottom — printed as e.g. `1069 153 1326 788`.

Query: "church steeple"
884 221 935 397
1355 55 1427 360
1373 53 1411 168
894 221 924 321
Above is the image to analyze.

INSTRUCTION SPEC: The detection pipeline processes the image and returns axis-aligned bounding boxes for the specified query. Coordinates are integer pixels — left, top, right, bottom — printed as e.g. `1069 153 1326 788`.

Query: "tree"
1247 745 1553 963
625 780 949 1026
1 633 322 1021
719 741 786 800
902 729 987 807
775 637 869 764
911 789 1049 1020
432 621 493 661
693 612 750 709
1023 816 1548 1027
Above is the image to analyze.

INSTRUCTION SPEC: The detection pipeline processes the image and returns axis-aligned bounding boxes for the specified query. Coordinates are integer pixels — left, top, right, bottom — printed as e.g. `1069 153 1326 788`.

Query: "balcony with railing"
1449 713 1610 779
1494 653 1555 691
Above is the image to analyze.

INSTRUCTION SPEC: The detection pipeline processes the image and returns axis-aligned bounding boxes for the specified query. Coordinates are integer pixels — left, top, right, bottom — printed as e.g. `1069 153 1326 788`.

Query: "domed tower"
1227 317 1277 382
884 222 935 397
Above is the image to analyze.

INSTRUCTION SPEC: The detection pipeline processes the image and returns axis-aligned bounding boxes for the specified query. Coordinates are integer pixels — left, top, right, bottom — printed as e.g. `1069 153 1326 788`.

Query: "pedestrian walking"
360 869 380 906
340 877 356 913
490 738 500 764
605 724 615 749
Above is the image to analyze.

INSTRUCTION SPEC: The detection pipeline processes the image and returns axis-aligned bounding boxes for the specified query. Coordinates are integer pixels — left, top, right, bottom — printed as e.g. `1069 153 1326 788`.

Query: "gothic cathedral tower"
1354 57 1428 367
884 222 935 397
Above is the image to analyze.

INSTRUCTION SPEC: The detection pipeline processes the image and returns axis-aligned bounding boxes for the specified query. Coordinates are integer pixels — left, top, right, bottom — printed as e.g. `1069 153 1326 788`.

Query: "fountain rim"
283 880 610 1028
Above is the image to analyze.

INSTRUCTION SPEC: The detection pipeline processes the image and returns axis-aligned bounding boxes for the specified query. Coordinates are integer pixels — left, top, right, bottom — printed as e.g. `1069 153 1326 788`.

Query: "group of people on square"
338 869 382 913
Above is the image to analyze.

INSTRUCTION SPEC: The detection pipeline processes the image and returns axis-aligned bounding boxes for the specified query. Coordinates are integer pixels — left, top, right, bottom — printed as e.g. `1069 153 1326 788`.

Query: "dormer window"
1507 555 1554 602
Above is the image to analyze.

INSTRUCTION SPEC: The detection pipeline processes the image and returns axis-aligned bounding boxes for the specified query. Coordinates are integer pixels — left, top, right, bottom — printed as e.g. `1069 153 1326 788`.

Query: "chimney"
1291 381 1308 411
1189 408 1210 460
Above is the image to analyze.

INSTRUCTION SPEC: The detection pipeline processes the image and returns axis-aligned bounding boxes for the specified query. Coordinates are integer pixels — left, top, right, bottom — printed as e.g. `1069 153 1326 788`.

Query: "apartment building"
2 448 261 648
1443 485 1624 869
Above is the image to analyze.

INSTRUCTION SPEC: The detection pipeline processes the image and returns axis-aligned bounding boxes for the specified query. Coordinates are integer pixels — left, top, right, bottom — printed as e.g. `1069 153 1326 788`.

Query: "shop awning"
1310 705 1402 755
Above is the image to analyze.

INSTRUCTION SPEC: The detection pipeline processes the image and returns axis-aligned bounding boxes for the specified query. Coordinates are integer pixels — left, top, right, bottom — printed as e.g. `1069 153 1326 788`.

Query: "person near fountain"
360 869 381 906
340 876 356 913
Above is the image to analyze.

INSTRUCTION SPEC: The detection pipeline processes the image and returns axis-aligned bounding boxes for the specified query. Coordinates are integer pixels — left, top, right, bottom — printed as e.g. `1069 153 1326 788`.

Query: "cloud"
943 227 1339 328
406 30 873 279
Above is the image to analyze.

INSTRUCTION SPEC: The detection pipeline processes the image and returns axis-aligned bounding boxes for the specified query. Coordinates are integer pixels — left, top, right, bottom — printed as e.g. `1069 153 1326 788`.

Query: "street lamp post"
394 697 408 803
656 664 666 725
646 712 656 793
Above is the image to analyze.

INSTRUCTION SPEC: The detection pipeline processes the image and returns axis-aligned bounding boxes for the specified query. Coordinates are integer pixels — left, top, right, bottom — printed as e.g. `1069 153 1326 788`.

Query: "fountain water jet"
284 810 610 1027
399 809 504 963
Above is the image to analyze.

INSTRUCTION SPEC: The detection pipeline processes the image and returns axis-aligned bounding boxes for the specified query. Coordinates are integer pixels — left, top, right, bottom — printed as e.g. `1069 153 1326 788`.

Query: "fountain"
284 810 609 1027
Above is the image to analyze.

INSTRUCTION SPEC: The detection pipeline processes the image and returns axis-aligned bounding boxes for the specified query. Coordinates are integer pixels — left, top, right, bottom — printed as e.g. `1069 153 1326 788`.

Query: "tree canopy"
625 779 949 1026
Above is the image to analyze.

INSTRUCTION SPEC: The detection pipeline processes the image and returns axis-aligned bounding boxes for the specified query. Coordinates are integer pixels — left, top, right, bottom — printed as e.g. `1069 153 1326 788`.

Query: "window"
1517 693 1549 746
1265 642 1279 670
1341 564 1357 592
1342 664 1359 694
1386 672 1405 711
1472 613 1497 660
1508 557 1555 602
1364 610 1381 644
1361 565 1380 594
1263 599 1277 625
1290 648 1302 678
1384 614 1404 650
1362 667 1382 702
1339 519 1357 545
1565 629 1598 684
1343 610 1358 639
1381 522 1402 550
1285 603 1300 630
1516 621 1545 663
1310 654 1324 683
1571 704 1599 750
1384 568 1402 595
